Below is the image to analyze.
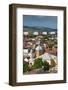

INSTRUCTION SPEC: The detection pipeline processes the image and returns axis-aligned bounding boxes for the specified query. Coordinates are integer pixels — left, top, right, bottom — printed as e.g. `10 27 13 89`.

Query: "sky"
23 15 57 29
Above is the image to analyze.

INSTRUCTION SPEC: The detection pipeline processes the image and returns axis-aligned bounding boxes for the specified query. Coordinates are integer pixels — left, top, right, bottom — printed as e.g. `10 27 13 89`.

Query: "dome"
35 45 43 51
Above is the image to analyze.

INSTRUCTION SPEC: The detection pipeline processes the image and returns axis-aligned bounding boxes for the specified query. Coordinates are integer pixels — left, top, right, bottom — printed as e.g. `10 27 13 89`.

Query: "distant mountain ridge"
23 26 57 32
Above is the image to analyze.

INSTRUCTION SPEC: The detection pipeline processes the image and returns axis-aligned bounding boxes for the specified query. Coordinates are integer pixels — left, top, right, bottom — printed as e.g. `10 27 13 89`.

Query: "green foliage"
29 33 36 38
23 62 29 73
33 58 43 69
43 61 50 71
43 35 49 40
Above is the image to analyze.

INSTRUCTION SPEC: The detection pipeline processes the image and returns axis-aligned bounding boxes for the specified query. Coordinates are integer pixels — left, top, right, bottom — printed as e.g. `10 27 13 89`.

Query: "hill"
23 26 57 33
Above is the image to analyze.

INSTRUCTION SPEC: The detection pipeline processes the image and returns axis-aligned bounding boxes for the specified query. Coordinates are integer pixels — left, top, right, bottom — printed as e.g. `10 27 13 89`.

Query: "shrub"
43 61 50 71
23 62 29 73
43 35 49 40
29 33 36 38
33 58 43 69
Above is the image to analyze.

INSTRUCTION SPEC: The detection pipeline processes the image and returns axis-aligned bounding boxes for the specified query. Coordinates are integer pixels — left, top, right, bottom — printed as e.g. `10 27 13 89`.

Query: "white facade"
23 49 28 56
24 58 29 62
23 32 29 35
42 32 47 35
35 45 43 51
33 32 39 35
49 32 56 34
42 53 51 62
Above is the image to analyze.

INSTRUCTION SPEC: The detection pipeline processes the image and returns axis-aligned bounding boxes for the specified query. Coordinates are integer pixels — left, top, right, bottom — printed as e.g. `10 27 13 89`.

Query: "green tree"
33 58 43 69
43 61 50 71
23 62 29 73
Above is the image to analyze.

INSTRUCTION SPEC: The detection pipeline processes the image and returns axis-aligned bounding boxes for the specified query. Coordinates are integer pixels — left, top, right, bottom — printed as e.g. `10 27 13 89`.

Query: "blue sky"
23 15 57 29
